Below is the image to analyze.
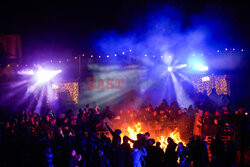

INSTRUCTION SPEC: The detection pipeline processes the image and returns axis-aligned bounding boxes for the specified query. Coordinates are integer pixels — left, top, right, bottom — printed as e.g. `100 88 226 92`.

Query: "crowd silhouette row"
0 97 248 167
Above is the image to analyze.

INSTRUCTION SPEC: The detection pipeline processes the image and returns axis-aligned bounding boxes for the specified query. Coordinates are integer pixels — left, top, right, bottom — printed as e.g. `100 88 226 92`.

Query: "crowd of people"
0 97 248 167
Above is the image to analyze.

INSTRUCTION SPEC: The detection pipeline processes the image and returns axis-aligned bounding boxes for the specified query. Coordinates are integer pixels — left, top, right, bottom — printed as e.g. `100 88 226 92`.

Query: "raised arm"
127 137 136 143
105 122 114 136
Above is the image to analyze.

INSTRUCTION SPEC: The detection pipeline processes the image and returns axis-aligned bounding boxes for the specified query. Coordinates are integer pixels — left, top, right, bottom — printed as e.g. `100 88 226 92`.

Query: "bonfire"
119 122 186 151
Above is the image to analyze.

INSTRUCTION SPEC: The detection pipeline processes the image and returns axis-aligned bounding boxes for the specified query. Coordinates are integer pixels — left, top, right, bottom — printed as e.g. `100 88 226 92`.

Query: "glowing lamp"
35 69 62 84
17 70 34 75
202 76 210 82
194 64 208 71
168 66 173 72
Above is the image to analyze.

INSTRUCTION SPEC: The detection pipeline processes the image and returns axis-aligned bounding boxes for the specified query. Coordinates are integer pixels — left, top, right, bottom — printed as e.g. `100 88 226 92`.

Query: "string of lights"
53 82 79 104
0 48 245 68
191 75 230 96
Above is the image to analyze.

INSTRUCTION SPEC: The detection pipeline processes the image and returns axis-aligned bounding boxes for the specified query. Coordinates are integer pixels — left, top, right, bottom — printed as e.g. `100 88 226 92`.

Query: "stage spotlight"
188 56 208 72
35 69 62 84
168 66 173 72
17 69 34 75
194 64 208 71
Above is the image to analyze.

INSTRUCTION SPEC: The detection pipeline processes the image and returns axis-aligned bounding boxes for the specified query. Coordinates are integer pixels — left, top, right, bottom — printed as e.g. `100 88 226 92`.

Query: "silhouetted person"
105 122 121 147
69 149 82 167
164 137 177 167
95 149 111 167
118 136 131 167
177 142 190 167
210 134 225 167
130 143 147 167
225 140 236 167
154 142 164 167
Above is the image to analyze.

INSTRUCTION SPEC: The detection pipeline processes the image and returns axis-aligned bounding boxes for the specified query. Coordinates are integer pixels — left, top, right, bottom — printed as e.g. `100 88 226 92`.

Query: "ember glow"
120 122 186 151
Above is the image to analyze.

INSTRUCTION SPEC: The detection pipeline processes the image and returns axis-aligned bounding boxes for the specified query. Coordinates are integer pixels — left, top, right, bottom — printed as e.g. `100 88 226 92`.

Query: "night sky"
0 0 249 60
0 0 250 105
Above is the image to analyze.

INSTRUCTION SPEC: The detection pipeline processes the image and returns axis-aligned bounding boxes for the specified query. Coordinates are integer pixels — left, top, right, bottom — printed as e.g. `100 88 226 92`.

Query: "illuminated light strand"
54 82 79 104
191 75 230 96
1 49 244 68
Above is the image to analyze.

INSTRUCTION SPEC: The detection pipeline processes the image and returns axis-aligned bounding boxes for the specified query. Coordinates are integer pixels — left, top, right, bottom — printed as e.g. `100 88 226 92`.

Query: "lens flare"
35 69 62 84
168 66 173 72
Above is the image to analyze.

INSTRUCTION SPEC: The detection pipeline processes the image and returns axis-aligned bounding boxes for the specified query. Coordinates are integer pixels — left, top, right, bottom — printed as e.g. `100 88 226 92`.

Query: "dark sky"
0 0 250 105
0 0 249 60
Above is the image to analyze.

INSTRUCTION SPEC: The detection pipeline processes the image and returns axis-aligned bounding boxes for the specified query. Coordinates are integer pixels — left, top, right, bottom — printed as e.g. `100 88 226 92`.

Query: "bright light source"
200 66 208 71
35 69 62 84
188 56 208 72
202 76 210 82
51 83 59 89
18 70 34 75
175 64 188 69
168 66 173 72
194 64 208 71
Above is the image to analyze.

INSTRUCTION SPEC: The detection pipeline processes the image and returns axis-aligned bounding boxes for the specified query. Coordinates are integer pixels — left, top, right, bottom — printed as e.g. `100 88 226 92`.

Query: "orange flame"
121 122 185 151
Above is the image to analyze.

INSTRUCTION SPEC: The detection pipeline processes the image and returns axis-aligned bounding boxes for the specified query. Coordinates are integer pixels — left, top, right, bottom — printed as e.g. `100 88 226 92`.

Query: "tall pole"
78 54 82 105
78 54 81 82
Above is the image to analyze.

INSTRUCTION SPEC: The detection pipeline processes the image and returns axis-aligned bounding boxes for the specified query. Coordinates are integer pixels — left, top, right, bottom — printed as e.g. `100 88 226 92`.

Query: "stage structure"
0 48 244 112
